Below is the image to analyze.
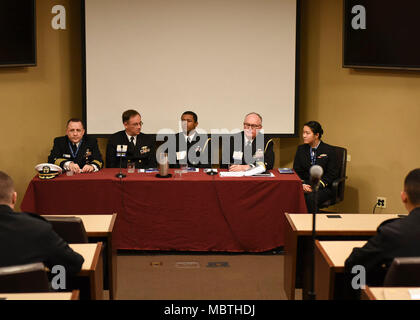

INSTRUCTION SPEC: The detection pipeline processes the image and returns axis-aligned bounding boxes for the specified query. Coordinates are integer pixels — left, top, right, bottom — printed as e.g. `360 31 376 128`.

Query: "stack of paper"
219 171 245 177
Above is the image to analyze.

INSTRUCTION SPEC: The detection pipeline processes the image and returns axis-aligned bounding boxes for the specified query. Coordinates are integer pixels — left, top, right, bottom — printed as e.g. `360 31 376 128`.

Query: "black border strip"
81 0 88 129
342 0 420 71
0 0 37 67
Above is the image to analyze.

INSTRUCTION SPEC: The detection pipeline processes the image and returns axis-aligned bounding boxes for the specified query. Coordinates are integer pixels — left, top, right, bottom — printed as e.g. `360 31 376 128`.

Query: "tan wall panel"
287 0 420 213
0 0 82 210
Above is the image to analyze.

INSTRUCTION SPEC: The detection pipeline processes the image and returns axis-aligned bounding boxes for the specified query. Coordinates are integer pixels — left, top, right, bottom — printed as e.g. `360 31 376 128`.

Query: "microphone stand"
116 151 127 179
308 181 319 300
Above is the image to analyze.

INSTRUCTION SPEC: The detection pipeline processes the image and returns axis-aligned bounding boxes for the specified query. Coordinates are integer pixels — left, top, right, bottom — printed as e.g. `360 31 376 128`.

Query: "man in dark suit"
293 121 338 212
169 111 211 168
222 112 274 171
0 171 84 275
344 168 420 287
48 118 103 174
106 109 157 169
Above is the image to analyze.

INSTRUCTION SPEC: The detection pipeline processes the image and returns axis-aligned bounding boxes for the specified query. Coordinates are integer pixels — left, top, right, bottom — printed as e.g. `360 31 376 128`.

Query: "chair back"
0 262 50 293
383 257 420 286
44 216 88 243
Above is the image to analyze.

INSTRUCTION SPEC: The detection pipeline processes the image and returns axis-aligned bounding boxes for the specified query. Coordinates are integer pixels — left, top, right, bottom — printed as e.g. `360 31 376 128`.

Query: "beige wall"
1 0 419 214
0 0 82 210
282 0 420 213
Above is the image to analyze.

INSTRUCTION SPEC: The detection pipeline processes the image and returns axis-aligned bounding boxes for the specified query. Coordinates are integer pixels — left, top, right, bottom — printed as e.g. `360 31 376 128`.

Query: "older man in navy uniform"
48 118 103 174
222 112 274 171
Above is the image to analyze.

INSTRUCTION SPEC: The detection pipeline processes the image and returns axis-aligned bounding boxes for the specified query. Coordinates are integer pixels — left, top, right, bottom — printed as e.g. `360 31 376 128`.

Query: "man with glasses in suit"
106 109 156 169
223 112 274 172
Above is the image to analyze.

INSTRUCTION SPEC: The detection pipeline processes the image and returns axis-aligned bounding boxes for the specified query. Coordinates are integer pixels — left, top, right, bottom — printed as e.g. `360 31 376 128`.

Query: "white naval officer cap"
35 163 62 180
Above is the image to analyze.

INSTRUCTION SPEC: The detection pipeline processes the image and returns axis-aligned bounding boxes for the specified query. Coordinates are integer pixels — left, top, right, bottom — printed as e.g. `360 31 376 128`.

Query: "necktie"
245 141 252 152
130 136 135 149
72 143 77 154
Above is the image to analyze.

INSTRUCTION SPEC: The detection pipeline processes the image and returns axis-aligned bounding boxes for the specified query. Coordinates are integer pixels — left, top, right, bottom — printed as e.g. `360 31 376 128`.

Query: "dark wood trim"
361 286 377 300
109 213 117 233
315 240 335 269
71 290 80 300
90 242 103 270
296 230 377 236
284 214 298 300
285 212 299 232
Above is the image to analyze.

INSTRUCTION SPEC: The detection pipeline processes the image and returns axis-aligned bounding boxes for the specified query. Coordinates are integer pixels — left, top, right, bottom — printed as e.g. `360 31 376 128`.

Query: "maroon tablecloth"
21 169 307 252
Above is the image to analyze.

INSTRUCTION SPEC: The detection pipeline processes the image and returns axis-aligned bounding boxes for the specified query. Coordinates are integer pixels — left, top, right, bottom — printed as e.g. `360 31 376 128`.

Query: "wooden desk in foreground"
0 291 79 300
362 286 420 300
314 240 367 300
44 214 117 300
70 243 103 300
284 213 404 300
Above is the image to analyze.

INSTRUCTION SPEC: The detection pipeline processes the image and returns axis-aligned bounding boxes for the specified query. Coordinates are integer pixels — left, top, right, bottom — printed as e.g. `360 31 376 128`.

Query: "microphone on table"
116 145 128 178
309 165 323 192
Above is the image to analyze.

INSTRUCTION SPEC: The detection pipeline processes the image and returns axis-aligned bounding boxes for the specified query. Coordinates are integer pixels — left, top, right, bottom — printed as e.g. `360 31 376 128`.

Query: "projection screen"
83 0 299 136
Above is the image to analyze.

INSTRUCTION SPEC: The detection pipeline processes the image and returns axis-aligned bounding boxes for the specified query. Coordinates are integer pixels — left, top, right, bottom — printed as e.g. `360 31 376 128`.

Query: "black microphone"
309 165 323 191
116 145 127 178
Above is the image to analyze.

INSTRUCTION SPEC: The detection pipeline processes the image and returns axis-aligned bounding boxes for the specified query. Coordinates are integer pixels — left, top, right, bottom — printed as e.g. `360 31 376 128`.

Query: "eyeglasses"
130 121 143 127
243 123 262 129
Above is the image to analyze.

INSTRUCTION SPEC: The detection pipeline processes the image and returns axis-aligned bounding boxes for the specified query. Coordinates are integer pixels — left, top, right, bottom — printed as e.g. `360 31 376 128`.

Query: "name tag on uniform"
233 151 243 160
63 154 71 158
176 151 187 160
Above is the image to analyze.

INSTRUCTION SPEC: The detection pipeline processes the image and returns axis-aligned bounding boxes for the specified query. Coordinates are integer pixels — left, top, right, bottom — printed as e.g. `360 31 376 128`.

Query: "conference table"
70 243 104 300
42 214 117 300
21 168 307 252
0 291 80 300
314 240 367 300
362 286 420 300
284 213 405 300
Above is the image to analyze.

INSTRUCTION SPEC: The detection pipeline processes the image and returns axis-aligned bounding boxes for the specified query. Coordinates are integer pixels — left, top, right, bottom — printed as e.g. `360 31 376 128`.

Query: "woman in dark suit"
293 121 339 212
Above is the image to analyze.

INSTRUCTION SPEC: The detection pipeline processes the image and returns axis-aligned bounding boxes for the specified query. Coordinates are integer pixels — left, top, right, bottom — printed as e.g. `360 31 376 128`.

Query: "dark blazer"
221 132 274 170
344 207 420 286
293 141 338 189
48 135 103 170
106 130 157 169
0 205 84 276
167 132 212 168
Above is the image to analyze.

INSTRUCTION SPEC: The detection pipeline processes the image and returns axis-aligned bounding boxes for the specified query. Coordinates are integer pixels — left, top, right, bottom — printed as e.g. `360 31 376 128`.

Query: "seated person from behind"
0 171 84 275
106 109 157 169
48 118 103 174
170 111 211 168
344 168 420 287
293 121 338 212
223 112 274 172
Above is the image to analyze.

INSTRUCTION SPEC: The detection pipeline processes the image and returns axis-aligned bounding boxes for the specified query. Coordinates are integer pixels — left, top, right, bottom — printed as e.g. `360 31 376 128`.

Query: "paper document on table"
219 171 245 177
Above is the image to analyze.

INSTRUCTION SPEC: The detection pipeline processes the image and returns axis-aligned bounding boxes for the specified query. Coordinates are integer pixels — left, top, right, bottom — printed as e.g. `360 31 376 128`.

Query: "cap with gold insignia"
35 163 62 180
